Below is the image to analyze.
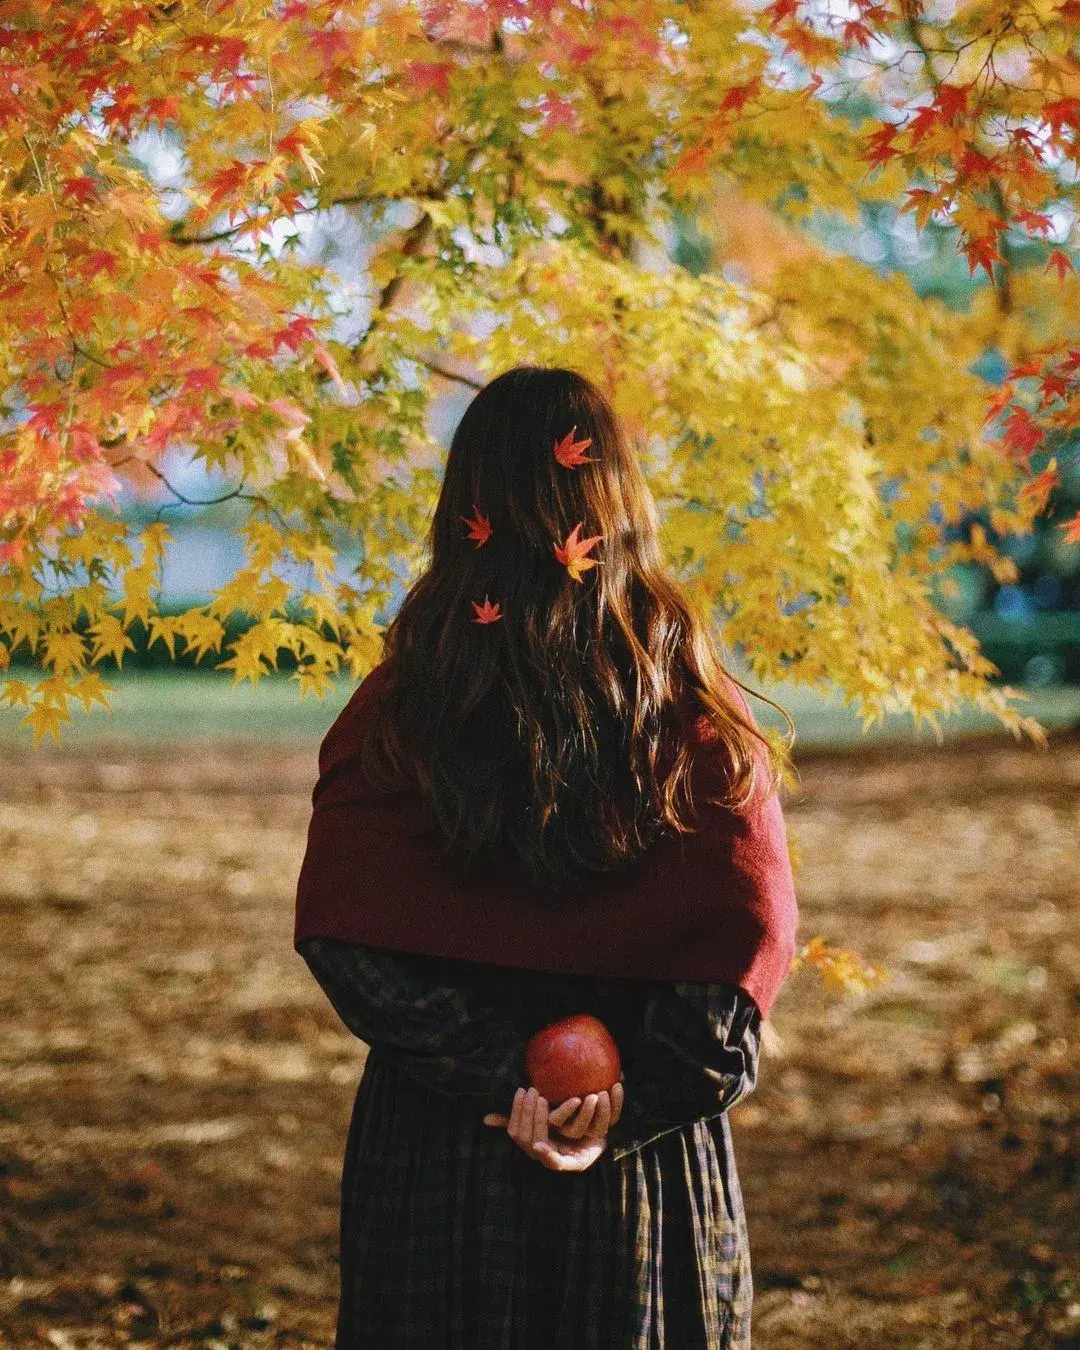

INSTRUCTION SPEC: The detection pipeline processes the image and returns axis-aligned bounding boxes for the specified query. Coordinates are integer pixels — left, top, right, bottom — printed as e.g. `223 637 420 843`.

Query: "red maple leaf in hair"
553 522 604 582
553 425 595 468
461 504 492 547
471 596 503 624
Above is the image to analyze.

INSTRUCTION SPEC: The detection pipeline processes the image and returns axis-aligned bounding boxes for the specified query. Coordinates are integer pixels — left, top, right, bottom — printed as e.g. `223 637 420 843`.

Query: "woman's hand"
482 1081 624 1173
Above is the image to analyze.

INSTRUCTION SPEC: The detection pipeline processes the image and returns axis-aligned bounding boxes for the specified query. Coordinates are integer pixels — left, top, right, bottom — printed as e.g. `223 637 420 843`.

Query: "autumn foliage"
2 0 1078 749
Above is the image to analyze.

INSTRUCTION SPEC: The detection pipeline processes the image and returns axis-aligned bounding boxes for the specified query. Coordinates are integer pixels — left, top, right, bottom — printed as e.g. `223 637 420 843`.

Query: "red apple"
524 1013 622 1103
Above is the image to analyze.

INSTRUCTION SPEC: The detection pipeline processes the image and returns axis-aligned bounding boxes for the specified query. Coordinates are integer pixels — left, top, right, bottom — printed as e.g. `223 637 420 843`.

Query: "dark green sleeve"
606 981 762 1162
298 936 526 1115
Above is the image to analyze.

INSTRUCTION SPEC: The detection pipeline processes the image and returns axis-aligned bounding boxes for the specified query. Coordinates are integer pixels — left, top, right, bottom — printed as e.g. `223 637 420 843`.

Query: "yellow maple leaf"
293 660 336 699
1 678 32 708
22 697 71 747
71 671 113 713
43 629 88 676
87 613 136 668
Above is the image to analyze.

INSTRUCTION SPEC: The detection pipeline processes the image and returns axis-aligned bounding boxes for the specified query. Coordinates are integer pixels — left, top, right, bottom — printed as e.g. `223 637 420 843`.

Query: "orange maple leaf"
554 522 604 582
1046 249 1075 281
964 233 1003 280
553 425 595 469
472 595 502 623
461 504 492 547
1018 458 1058 512
1060 511 1080 546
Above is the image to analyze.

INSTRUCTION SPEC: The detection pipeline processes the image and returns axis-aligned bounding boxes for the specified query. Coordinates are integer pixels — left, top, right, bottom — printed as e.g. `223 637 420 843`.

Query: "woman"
294 365 799 1349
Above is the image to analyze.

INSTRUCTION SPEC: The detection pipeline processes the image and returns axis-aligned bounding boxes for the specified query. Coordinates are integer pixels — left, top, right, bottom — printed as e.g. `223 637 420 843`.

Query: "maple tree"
2 0 1078 755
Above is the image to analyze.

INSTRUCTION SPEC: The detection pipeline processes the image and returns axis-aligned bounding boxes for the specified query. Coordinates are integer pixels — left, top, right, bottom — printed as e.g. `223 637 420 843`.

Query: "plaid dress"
298 935 761 1350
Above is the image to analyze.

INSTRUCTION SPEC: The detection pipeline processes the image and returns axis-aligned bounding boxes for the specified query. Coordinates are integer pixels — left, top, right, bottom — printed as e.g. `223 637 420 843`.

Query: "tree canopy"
2 0 1078 746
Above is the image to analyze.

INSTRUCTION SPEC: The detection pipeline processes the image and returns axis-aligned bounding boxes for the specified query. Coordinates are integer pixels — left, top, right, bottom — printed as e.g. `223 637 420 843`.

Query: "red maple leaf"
935 83 970 123
1045 249 1075 280
963 234 1003 280
957 145 996 180
471 596 503 624
461 504 492 547
1042 99 1080 137
26 402 66 437
311 27 354 68
407 61 454 97
63 175 99 205
145 95 184 128
907 102 941 145
553 425 595 468
843 19 873 46
79 250 118 280
566 41 600 66
862 124 898 168
273 315 319 354
206 159 249 209
538 93 576 130
1039 369 1071 405
554 522 604 582
181 367 221 396
1014 207 1053 235
1001 406 1044 465
719 78 761 113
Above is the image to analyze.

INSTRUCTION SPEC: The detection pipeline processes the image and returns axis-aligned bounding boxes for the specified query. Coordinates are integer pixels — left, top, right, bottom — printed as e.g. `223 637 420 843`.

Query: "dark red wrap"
294 661 799 1018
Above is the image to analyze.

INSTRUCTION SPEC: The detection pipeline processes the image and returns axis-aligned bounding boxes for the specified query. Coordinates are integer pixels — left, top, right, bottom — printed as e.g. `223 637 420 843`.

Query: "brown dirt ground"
0 732 1077 1349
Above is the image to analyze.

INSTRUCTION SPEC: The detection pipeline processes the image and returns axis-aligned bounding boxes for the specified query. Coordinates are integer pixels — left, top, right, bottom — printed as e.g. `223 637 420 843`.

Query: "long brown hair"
359 365 789 898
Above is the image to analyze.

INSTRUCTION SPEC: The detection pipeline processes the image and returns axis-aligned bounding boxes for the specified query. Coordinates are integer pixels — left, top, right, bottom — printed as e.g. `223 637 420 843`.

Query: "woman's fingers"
553 1094 588 1139
490 1085 612 1173
529 1091 549 1153
516 1086 539 1149
557 1087 627 1139
517 1087 534 1144
492 1082 624 1158
548 1096 582 1128
507 1086 526 1143
489 1090 588 1135
567 1093 598 1137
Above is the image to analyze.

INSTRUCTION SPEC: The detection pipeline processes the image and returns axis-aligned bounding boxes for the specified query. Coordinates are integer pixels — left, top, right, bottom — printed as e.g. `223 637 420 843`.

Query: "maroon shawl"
294 661 799 1018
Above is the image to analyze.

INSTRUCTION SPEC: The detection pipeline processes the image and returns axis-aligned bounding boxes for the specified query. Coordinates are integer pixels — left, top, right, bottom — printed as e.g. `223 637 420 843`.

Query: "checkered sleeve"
607 981 761 1163
297 935 526 1115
